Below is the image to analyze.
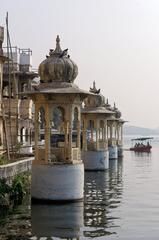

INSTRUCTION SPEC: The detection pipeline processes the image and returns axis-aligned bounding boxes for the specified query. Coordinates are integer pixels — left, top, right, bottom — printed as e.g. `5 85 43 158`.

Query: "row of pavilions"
29 35 125 201
0 30 125 201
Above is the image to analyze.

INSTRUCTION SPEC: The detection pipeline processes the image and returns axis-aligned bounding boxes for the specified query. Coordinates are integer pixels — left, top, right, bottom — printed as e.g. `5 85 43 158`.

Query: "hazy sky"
1 0 159 128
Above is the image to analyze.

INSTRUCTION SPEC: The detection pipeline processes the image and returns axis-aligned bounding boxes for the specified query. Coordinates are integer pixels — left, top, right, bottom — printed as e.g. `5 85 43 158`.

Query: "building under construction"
0 24 38 155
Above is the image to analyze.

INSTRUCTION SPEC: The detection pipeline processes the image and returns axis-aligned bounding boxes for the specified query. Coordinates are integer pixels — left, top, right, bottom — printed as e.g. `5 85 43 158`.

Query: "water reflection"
131 151 152 159
31 202 83 239
84 159 123 238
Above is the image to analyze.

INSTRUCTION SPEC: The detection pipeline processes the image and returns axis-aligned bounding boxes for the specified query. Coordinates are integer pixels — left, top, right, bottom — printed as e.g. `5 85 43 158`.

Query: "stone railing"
36 146 81 164
0 157 33 179
87 140 108 151
99 141 108 149
108 138 117 147
87 142 96 151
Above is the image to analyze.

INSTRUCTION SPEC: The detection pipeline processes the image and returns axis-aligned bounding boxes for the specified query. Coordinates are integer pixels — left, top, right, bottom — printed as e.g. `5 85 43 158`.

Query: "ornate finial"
113 102 118 110
105 98 111 109
93 81 96 89
90 81 100 94
56 35 60 44
54 35 62 54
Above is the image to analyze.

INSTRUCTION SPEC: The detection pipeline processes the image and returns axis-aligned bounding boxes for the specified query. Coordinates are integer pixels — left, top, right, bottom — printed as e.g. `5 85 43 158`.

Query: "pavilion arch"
52 106 65 131
99 120 105 140
38 106 46 142
20 127 25 143
3 85 9 97
38 106 45 129
87 119 95 149
30 128 34 143
112 123 116 138
107 124 111 139
22 83 27 92
88 119 95 130
100 120 105 129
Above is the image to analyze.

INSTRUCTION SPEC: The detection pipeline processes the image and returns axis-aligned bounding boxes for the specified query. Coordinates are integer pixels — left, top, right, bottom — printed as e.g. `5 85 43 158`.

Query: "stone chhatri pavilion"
105 100 124 159
81 81 114 170
81 82 125 169
25 35 90 201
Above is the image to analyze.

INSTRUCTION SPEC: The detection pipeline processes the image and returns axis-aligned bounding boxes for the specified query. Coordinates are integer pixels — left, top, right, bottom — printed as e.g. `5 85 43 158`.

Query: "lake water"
1 136 159 239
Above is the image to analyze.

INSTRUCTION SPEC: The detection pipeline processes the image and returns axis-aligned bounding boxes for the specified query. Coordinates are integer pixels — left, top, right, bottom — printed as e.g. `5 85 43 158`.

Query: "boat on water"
130 137 153 152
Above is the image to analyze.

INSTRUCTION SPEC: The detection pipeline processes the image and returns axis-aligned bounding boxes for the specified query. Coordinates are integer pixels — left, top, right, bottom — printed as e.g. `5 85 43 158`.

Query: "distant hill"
123 125 159 135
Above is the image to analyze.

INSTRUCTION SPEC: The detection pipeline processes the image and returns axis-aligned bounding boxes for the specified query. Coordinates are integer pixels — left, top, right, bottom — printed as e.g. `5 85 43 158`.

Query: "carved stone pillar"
64 120 69 161
91 125 94 142
34 105 39 162
110 123 113 145
82 117 87 151
68 106 73 162
104 123 106 149
121 124 123 142
64 121 69 145
116 124 119 142
77 120 80 148
45 104 50 163
102 127 104 141
96 119 99 150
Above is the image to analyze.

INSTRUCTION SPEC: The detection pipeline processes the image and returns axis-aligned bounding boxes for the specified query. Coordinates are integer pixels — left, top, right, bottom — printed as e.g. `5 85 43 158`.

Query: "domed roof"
84 82 106 108
95 94 106 107
38 35 78 83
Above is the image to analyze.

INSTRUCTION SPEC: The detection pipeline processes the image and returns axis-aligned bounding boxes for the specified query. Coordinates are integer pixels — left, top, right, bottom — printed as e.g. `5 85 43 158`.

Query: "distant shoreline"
124 125 159 136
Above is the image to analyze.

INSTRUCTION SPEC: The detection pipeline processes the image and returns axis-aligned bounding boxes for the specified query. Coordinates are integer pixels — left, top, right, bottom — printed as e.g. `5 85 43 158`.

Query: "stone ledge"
0 157 34 179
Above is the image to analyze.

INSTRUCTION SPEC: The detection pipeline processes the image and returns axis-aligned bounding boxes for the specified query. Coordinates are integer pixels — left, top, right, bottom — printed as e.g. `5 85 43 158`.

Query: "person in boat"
135 143 140 148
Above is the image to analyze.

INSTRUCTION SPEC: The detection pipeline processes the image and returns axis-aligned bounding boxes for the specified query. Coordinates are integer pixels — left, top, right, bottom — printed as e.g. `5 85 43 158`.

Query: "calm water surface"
1 137 159 239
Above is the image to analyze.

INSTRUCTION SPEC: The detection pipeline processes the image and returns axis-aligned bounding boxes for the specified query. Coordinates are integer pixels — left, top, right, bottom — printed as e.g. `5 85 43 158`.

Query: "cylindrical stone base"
118 146 123 158
31 163 84 201
82 150 109 170
108 146 118 159
31 202 83 238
